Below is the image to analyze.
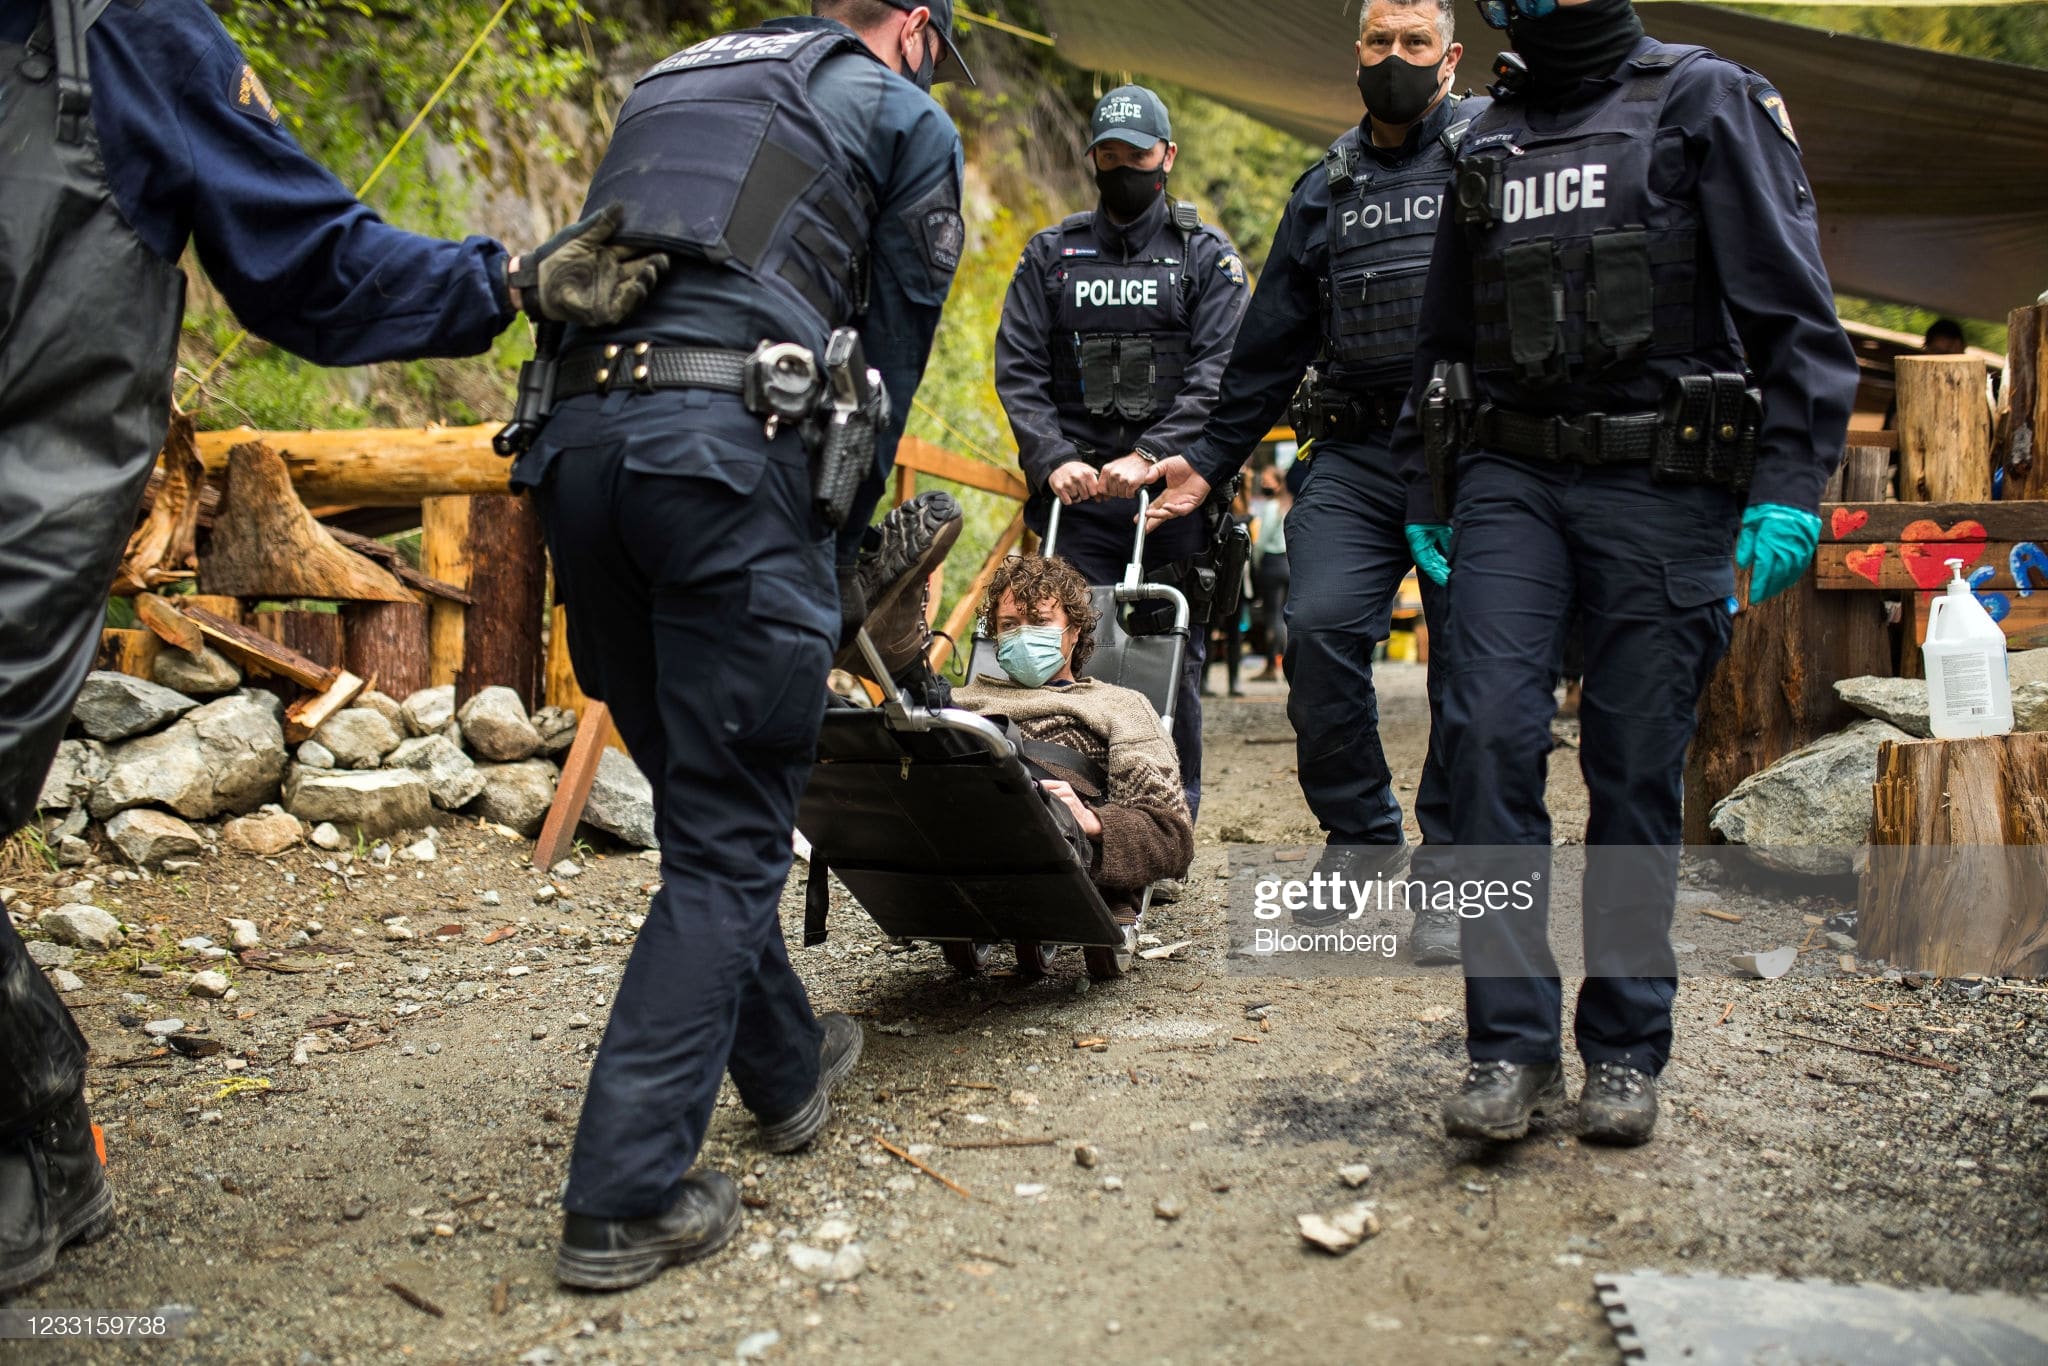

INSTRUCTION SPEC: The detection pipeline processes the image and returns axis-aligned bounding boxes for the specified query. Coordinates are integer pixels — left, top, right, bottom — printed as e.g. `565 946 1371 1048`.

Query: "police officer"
509 0 969 1290
1134 0 1484 963
1389 0 1857 1144
995 86 1250 819
0 0 657 1293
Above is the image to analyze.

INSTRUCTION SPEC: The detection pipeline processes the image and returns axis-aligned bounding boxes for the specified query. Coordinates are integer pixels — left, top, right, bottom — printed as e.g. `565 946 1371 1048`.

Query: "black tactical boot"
1409 906 1463 966
1578 1062 1658 1146
555 1170 741 1291
1293 842 1407 928
0 1093 114 1294
757 1013 864 1154
835 492 962 677
1442 1059 1567 1142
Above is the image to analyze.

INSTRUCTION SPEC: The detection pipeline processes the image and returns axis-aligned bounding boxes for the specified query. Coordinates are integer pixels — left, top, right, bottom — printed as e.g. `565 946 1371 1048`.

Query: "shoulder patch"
1751 82 1798 149
922 207 965 273
1217 252 1248 288
233 64 280 125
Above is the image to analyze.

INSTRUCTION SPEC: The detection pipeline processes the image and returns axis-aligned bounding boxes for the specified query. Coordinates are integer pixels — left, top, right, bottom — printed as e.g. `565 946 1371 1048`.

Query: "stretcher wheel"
1014 941 1059 976
1083 926 1138 981
941 941 996 976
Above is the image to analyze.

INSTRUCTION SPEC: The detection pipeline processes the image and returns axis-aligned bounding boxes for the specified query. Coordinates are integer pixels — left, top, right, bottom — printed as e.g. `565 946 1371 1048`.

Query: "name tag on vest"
1501 164 1608 225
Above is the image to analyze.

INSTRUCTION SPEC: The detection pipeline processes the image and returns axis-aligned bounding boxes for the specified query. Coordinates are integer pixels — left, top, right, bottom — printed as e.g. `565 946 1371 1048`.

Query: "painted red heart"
1898 519 1987 590
1844 544 1887 585
1829 507 1869 540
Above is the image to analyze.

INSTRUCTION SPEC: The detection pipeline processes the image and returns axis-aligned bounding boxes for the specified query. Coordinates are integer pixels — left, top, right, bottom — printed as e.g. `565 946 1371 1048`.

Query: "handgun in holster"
1420 360 1475 520
1288 368 1326 448
492 320 565 458
811 327 890 530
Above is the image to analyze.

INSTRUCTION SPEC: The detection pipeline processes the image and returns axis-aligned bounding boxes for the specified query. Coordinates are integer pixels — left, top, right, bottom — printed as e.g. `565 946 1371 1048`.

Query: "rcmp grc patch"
234 64 280 124
1752 83 1797 149
923 208 965 273
1218 252 1248 288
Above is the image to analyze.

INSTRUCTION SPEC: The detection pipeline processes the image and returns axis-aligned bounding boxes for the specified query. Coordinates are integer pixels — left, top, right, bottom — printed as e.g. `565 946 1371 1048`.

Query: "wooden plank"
894 436 1029 502
533 702 615 870
929 510 1027 672
182 594 242 624
285 670 367 744
1815 541 2048 593
1909 593 2048 649
193 425 509 505
893 465 917 509
182 605 334 690
1844 428 1899 451
543 603 627 753
134 593 203 653
1820 501 2048 543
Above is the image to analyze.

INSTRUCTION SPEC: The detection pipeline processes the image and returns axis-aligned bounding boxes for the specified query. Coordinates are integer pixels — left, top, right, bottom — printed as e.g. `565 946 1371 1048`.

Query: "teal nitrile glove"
1734 503 1822 604
1406 523 1453 586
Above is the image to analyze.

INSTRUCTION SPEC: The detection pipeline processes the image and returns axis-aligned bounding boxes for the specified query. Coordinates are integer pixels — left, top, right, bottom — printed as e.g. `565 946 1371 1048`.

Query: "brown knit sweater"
954 676 1194 894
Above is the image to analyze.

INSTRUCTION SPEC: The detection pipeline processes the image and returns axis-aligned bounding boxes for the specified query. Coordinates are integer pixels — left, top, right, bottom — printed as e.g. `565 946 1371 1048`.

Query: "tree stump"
201 442 415 602
344 600 430 699
251 608 345 672
1896 355 1993 504
1859 733 2048 978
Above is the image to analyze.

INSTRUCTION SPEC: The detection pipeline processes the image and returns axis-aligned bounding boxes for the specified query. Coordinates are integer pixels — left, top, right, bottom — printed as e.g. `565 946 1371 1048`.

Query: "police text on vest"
1501 165 1607 224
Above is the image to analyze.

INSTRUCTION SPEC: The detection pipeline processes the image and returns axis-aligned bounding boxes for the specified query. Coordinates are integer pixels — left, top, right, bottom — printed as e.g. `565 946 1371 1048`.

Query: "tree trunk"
1860 733 2048 978
344 599 430 700
1896 356 1993 504
2007 304 2047 502
200 442 416 602
453 494 546 710
251 607 345 673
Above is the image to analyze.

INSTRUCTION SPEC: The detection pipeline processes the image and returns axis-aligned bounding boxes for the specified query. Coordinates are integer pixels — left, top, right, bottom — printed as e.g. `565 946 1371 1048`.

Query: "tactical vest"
1454 46 1710 395
584 27 881 346
1320 99 1475 393
1046 204 1200 426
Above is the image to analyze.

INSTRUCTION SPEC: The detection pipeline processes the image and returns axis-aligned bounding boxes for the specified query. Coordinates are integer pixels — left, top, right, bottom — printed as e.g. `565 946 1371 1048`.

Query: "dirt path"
13 664 2047 1363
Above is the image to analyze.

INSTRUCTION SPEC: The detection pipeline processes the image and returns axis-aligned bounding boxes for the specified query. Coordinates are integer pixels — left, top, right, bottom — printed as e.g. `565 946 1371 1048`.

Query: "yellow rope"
911 397 1014 468
957 7 1056 46
178 0 523 409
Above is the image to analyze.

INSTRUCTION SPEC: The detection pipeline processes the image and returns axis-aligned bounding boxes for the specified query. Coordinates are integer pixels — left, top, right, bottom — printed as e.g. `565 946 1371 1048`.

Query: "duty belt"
1471 403 1665 465
554 343 752 401
1314 389 1406 442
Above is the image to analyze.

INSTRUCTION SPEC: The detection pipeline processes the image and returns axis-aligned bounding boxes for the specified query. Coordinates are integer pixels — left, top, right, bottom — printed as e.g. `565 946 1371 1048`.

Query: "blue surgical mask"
996 624 1068 689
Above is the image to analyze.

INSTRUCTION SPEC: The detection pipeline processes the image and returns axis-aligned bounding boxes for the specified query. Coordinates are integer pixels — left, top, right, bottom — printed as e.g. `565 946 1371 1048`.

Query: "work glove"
1734 503 1821 605
507 203 668 328
1406 523 1453 586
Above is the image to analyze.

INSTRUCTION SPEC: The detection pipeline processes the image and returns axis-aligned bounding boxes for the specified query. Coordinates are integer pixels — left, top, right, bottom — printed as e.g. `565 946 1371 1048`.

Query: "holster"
491 320 564 458
1421 361 1476 521
807 328 888 529
1153 479 1251 626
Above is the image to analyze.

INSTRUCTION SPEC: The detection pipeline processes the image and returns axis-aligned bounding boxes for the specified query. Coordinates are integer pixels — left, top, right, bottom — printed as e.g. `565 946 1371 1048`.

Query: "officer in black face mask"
995 85 1251 819
1134 0 1484 963
1383 0 1857 1147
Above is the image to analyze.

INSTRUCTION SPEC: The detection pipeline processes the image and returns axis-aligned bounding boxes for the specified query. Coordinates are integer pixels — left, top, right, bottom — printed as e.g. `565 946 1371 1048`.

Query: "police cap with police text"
877 0 977 86
1088 85 1171 152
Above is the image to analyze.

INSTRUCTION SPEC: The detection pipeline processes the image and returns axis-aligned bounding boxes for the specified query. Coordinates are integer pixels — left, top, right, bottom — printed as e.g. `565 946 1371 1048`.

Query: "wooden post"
343 600 430 699
2006 303 2047 502
894 465 917 510
454 494 546 710
251 607 345 672
421 496 473 690
96 629 160 680
1860 733 2048 978
1838 445 1893 503
1896 355 1992 504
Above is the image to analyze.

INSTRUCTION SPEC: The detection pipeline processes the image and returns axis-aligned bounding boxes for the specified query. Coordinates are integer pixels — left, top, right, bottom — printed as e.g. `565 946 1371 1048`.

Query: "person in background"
1250 464 1292 681
1922 318 1967 356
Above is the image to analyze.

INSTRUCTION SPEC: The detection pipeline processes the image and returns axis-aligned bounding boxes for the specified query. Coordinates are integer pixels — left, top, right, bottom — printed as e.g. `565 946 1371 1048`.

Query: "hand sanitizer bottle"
1923 558 2013 740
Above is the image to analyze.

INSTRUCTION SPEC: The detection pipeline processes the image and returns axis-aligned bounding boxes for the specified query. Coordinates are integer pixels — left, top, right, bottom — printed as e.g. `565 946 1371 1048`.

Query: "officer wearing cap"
995 85 1250 818
1387 0 1857 1146
508 0 970 1291
0 0 660 1293
1130 0 1485 963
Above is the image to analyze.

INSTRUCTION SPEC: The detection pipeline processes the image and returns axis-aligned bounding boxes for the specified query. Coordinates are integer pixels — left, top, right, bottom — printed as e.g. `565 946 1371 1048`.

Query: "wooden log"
454 495 546 710
183 606 333 690
193 425 511 505
2005 303 2045 501
929 510 1027 673
134 593 203 653
533 702 616 871
96 628 160 680
420 496 473 690
1896 355 1993 504
201 443 416 603
343 600 430 699
1844 428 1900 452
252 608 345 673
1685 573 1892 844
1859 733 2048 979
114 410 204 594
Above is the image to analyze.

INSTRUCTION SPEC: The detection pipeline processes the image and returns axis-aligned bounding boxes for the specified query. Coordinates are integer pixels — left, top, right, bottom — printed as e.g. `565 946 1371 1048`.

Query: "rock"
1153 1195 1184 1222
26 942 76 969
469 760 558 836
54 882 98 907
1014 1183 1048 1198
152 644 242 697
1834 677 1932 739
37 740 108 811
383 916 417 941
190 969 230 998
226 918 262 950
283 767 433 837
533 706 578 757
53 835 89 867
551 859 581 879
2010 648 2048 688
387 734 485 811
400 685 456 738
357 690 406 734
1729 946 1798 980
38 905 122 950
1338 1163 1373 1189
309 822 346 851
1708 720 1913 876
1298 1202 1381 1255
582 748 656 849
104 809 203 868
296 741 338 770
784 1242 866 1282
312 708 402 770
48 968 84 993
223 808 302 856
1074 1142 1100 1169
2027 1082 2048 1106
400 837 437 863
2015 681 2048 734
142 1018 185 1038
457 686 541 762
71 671 197 741
91 691 288 821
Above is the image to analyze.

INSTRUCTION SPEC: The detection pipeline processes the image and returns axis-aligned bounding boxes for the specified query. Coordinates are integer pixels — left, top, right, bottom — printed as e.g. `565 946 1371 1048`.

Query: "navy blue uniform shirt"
1390 36 1859 524
1184 95 1483 488
0 0 517 366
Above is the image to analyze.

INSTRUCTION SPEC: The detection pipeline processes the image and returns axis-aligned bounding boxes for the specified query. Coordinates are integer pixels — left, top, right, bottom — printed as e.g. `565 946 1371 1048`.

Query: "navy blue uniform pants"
1446 453 1738 1077
1282 436 1451 846
1052 495 1206 820
534 426 833 1219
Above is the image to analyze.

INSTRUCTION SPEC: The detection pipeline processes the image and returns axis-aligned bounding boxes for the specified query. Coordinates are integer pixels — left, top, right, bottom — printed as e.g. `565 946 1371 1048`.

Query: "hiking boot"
1409 906 1462 966
555 1170 741 1291
1441 1059 1566 1142
835 492 962 678
1294 842 1407 928
1578 1062 1658 1146
757 1013 864 1154
0 1092 114 1294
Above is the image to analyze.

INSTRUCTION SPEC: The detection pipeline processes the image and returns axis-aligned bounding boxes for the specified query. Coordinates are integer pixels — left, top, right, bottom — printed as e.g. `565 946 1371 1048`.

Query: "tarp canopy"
1033 1 2048 322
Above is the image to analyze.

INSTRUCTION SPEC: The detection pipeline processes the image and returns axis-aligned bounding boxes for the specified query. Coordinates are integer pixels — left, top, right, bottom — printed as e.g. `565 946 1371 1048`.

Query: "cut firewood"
200 442 416 603
114 410 205 594
182 605 334 691
97 628 160 680
134 593 203 653
284 669 366 744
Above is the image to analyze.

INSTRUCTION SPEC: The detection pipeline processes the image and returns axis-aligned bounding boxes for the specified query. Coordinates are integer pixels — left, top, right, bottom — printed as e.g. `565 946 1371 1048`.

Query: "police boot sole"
759 1024 865 1155
553 1201 742 1292
1579 1103 1658 1147
0 1177 115 1295
1443 1081 1569 1143
1410 940 1462 968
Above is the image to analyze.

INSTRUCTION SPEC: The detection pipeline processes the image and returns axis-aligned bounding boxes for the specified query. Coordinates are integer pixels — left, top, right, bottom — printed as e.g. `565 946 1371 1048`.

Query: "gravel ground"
8 663 2046 1364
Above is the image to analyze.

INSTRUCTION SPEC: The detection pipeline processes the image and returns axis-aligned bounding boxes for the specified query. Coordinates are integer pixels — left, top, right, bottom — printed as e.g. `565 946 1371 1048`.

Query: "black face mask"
1096 163 1167 222
1507 0 1644 99
907 33 936 93
1356 53 1444 126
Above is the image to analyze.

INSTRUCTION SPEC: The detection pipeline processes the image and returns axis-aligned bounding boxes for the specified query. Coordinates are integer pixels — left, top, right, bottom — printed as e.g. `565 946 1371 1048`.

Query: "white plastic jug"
1923 558 2013 740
